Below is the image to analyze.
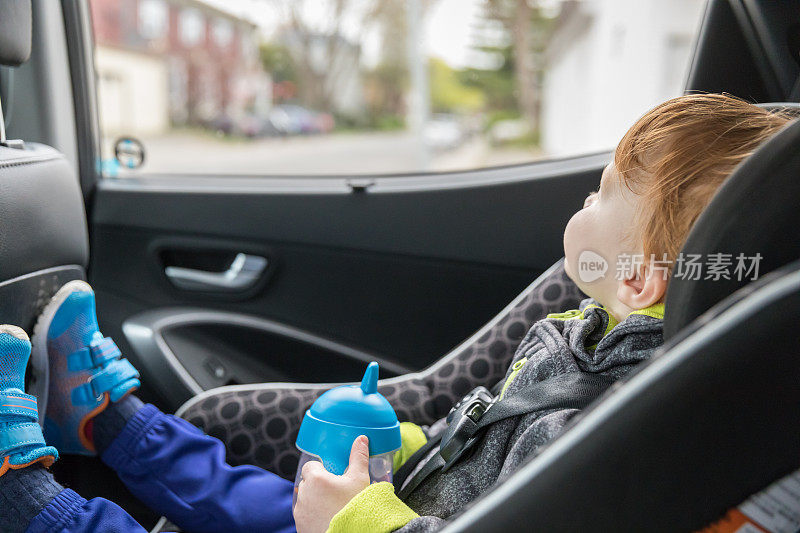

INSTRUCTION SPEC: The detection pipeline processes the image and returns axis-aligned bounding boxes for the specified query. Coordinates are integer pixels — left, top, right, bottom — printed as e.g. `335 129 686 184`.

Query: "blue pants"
26 404 296 533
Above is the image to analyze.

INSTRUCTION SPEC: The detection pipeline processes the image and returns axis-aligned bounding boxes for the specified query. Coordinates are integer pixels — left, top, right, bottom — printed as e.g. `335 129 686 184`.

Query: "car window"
88 0 707 177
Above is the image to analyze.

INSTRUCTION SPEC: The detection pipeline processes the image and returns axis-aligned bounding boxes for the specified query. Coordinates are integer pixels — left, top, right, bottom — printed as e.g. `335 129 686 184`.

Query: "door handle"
165 253 268 292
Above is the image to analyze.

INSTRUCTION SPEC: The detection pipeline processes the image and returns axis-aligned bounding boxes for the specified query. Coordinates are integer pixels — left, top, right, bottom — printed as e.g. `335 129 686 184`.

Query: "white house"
95 46 170 137
541 0 707 156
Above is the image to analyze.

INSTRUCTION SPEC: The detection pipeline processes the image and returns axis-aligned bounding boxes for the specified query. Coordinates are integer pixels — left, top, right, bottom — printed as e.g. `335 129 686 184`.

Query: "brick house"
90 0 271 135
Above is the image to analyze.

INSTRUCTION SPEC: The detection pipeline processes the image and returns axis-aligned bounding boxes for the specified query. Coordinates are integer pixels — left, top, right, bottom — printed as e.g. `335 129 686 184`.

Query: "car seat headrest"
663 117 800 339
0 0 32 67
757 102 800 116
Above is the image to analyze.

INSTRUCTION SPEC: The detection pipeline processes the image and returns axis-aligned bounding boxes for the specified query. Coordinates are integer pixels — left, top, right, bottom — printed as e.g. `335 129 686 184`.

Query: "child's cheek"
564 209 590 278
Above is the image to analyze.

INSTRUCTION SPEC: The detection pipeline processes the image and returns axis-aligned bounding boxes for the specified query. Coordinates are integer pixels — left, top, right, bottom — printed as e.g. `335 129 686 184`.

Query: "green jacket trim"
327 482 419 533
393 422 428 472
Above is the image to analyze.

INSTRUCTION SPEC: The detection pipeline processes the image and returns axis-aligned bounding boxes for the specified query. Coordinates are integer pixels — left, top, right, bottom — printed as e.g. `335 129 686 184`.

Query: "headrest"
758 102 800 116
0 0 32 67
663 117 800 339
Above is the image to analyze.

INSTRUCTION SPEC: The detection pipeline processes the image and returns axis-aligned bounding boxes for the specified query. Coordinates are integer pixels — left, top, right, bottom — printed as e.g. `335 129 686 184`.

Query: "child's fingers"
300 458 328 481
344 435 370 480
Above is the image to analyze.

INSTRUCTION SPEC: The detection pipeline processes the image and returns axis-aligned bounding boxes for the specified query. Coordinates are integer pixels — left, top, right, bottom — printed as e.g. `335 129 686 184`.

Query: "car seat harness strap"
394 372 616 499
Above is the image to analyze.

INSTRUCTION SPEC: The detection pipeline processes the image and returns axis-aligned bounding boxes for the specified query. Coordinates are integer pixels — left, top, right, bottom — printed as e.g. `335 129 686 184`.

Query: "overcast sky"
202 0 483 68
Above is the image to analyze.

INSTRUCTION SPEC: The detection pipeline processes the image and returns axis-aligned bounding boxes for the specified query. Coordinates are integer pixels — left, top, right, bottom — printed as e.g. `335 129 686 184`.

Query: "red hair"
615 93 792 268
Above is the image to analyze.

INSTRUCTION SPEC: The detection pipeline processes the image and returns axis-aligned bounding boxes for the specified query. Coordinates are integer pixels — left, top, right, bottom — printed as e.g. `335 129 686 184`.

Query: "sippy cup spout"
360 361 379 394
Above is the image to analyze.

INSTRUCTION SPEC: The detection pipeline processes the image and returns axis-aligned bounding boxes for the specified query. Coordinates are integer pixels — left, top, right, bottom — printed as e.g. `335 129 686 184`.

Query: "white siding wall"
95 46 170 137
541 0 706 156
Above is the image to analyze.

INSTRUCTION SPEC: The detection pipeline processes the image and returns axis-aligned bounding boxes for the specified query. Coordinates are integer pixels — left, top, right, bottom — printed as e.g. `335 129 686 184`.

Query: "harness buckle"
439 386 495 469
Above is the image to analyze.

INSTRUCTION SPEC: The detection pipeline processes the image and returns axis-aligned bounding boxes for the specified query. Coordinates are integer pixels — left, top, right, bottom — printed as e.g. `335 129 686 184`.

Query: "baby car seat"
177 260 584 478
442 115 800 531
178 110 800 531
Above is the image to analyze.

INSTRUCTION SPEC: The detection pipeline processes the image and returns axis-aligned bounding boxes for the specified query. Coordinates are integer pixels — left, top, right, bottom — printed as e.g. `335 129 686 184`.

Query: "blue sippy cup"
293 362 401 506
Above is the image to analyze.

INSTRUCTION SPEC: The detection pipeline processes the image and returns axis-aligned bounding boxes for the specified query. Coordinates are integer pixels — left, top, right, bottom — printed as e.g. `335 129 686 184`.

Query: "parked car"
268 105 334 136
423 114 465 151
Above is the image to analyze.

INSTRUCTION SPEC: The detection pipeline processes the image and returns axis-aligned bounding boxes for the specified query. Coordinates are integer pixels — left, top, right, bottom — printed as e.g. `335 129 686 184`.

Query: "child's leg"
38 281 295 533
92 396 295 533
0 325 147 533
0 466 62 533
0 466 147 533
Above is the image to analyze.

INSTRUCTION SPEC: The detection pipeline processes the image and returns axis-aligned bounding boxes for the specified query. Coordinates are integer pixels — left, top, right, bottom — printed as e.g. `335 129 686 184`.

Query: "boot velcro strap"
71 358 139 405
67 337 122 371
0 392 38 421
0 421 45 456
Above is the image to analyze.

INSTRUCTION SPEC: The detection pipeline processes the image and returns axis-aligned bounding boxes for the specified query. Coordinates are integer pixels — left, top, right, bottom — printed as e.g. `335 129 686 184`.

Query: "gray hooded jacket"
396 299 664 532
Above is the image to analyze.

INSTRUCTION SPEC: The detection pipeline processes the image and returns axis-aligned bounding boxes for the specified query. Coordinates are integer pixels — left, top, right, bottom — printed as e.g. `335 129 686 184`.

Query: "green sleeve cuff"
393 422 428 472
327 482 419 533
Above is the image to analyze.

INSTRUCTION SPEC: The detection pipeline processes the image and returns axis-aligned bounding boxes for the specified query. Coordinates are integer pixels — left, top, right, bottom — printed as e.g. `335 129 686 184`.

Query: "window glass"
138 0 167 41
212 18 233 48
179 8 205 47
88 0 707 177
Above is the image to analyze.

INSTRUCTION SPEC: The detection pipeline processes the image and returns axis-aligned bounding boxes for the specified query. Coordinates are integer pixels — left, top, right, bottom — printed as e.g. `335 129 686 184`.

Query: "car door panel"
89 153 605 410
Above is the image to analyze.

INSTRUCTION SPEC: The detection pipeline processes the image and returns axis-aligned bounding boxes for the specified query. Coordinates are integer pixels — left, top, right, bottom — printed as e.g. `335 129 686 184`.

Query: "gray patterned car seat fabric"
176 259 584 479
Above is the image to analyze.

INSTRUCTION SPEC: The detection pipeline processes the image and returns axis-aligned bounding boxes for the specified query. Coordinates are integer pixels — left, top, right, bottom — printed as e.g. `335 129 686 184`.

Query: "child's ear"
616 265 668 310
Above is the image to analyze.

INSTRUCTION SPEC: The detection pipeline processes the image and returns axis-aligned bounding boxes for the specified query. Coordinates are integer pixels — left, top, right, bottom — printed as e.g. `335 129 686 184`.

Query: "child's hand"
294 435 371 533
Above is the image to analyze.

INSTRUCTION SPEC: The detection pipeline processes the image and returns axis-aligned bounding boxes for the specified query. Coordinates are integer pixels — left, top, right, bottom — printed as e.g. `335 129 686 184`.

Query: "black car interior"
0 0 797 531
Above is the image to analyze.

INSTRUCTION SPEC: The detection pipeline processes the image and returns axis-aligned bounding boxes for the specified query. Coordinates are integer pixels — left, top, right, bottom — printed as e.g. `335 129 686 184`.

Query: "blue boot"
35 281 140 455
0 325 58 476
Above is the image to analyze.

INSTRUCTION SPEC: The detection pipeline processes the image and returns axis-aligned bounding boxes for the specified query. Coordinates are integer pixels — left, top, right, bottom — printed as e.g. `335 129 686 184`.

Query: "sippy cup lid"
296 362 401 475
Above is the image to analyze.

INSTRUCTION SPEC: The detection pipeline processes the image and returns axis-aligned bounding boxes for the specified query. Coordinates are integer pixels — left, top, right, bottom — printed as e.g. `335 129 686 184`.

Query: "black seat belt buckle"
440 386 494 470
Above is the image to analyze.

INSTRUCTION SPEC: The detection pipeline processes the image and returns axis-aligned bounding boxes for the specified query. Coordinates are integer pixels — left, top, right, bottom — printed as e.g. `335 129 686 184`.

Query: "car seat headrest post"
0 94 24 150
0 93 5 144
0 0 30 150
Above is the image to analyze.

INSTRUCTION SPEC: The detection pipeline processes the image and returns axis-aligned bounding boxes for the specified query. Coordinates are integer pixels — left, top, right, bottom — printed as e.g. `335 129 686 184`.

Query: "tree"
459 43 517 114
429 58 485 113
477 0 555 133
267 0 398 114
266 0 442 124
364 61 408 127
362 0 410 123
259 42 296 84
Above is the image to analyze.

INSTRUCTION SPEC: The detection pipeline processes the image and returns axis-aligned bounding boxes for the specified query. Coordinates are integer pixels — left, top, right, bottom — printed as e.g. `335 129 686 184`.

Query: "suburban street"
113 131 541 176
